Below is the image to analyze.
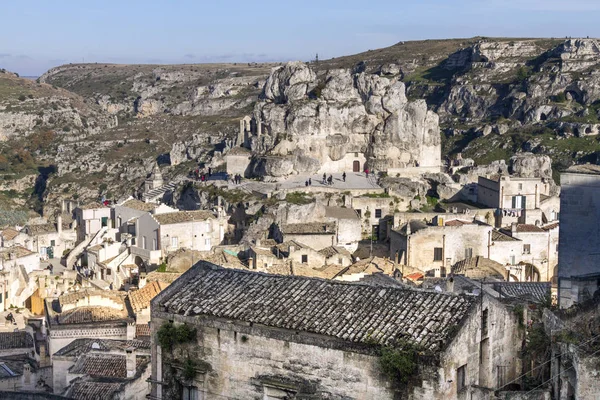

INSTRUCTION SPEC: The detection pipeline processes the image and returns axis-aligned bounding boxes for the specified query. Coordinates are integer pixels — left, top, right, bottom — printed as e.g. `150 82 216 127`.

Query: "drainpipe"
487 230 492 259
442 234 446 270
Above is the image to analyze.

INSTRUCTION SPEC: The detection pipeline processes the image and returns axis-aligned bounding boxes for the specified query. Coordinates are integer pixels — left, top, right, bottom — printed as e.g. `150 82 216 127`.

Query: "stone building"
74 203 111 242
557 165 600 308
324 206 361 252
144 163 164 194
44 290 135 358
0 331 51 392
133 209 227 266
113 199 158 239
52 338 150 398
273 222 337 251
225 146 252 177
489 223 559 283
477 175 553 226
0 228 20 248
149 262 525 399
351 196 395 239
389 218 493 275
20 216 77 261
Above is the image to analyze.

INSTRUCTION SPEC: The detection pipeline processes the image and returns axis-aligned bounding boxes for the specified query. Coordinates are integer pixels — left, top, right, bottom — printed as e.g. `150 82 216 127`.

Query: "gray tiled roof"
157 262 477 351
54 338 150 358
68 353 149 378
487 282 551 304
153 210 215 225
67 381 122 400
280 222 336 235
0 332 33 350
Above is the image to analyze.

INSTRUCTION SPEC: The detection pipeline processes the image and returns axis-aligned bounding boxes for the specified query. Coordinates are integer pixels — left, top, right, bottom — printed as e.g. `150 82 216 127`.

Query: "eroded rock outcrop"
249 62 441 176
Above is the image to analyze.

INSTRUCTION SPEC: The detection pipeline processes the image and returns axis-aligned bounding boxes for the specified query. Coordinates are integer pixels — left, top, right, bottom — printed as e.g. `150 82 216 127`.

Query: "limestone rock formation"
509 153 553 179
250 62 441 176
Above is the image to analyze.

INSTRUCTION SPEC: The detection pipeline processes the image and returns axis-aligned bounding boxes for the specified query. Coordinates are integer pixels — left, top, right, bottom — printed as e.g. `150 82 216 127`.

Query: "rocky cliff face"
250 62 441 176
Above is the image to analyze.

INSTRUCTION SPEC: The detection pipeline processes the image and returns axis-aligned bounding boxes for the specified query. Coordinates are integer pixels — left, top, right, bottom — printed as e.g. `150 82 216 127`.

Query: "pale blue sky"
1 0 599 76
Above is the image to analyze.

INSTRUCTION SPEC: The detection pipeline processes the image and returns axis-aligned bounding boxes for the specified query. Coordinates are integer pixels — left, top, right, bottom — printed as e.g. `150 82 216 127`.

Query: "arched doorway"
353 160 360 172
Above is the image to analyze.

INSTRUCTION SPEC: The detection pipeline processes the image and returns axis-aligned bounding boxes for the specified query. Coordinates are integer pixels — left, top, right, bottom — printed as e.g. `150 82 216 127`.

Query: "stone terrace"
157 262 477 351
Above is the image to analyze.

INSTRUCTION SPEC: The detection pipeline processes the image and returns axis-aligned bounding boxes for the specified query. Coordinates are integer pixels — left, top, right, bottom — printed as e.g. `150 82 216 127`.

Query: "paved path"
219 172 381 193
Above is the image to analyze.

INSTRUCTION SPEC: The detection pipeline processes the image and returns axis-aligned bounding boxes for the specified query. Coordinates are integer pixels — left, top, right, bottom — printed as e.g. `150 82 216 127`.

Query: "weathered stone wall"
391 224 493 272
151 314 396 399
282 233 336 251
558 172 600 307
441 295 524 397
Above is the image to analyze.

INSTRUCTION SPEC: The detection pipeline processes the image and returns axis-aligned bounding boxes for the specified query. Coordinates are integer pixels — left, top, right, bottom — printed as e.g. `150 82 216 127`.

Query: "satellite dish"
91 342 100 349
434 285 442 292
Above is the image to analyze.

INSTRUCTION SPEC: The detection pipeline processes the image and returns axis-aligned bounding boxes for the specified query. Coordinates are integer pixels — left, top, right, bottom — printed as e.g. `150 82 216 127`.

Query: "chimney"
125 347 136 378
57 215 62 236
511 222 518 237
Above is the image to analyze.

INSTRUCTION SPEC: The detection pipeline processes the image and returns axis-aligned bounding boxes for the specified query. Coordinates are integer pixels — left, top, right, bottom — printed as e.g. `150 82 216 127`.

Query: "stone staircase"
142 176 185 203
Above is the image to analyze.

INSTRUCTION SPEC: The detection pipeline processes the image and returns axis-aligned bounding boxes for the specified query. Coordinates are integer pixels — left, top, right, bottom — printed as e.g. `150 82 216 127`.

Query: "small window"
117 217 122 227
182 386 199 400
457 364 467 392
172 237 178 248
518 183 523 190
106 269 111 276
301 255 308 264
375 209 382 218
356 209 362 218
50 240 55 247
465 248 473 259
101 217 108 227
338 257 343 265
482 308 488 338
523 244 531 254
205 238 211 247
434 247 443 261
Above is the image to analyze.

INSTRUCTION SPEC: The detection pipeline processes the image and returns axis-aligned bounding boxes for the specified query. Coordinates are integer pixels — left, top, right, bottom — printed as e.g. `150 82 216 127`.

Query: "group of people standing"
231 174 243 185
193 167 212 182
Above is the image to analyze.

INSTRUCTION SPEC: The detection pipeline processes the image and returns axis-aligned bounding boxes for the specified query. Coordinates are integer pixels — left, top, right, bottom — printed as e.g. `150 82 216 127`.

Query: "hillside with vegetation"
2 37 600 215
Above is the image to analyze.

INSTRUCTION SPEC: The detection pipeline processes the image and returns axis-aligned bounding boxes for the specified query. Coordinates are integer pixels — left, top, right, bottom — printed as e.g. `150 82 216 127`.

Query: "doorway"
353 160 360 172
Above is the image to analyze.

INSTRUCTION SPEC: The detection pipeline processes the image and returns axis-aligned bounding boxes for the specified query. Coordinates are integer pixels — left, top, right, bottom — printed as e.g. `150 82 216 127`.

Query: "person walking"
329 175 334 185
305 180 309 187
365 168 369 178
308 178 312 186
342 172 346 182
322 173 327 184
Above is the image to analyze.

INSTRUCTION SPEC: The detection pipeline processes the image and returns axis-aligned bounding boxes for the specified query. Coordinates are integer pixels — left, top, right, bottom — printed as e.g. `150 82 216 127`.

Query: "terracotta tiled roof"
445 219 471 226
57 306 129 324
492 230 519 242
0 246 36 261
145 271 182 284
55 338 150 358
280 222 336 235
135 324 150 338
451 256 506 279
405 272 424 281
59 289 126 306
67 381 122 400
0 332 33 350
318 246 351 259
515 224 545 233
153 210 215 225
69 353 149 378
0 228 19 241
542 222 559 231
121 199 158 212
24 223 57 235
158 263 477 351
77 202 105 210
128 281 169 313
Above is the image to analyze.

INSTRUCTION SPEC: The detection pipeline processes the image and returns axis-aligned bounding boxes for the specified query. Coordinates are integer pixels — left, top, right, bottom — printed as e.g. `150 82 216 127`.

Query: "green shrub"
555 92 567 103
285 191 314 205
157 262 167 272
379 343 422 386
157 322 197 352
18 95 26 102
